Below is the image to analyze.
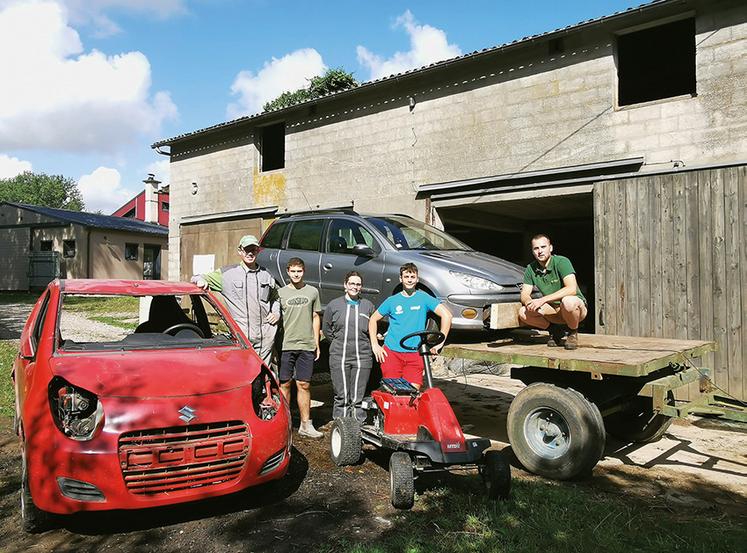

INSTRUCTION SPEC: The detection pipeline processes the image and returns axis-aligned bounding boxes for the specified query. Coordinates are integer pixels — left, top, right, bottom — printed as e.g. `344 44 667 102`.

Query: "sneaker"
564 330 579 350
547 324 566 347
298 421 323 439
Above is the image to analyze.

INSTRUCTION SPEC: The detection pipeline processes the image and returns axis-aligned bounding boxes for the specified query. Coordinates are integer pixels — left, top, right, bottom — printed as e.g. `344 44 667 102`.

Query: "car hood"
50 347 260 398
413 250 524 283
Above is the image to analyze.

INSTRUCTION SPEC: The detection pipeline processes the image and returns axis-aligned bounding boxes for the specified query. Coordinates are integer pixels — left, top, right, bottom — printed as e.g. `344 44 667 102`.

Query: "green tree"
263 68 358 112
0 171 85 210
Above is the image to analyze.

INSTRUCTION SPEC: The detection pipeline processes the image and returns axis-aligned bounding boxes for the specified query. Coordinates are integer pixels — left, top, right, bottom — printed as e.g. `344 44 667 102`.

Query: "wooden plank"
624 179 639 335
672 173 688 340
593 183 605 333
741 166 747 402
488 302 521 329
711 169 728 393
442 334 716 377
615 180 627 334
604 182 618 335
685 171 701 341
636 178 652 336
724 167 742 399
697 169 715 378
650 175 664 338
660 177 676 338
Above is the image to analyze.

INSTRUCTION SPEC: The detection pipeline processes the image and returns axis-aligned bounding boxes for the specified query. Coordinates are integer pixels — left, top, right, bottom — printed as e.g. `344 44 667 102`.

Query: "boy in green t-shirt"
277 257 323 438
519 234 587 350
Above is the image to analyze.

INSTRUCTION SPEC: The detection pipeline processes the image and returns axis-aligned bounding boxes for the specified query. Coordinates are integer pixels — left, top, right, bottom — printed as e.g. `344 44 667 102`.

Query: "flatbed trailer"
442 332 743 480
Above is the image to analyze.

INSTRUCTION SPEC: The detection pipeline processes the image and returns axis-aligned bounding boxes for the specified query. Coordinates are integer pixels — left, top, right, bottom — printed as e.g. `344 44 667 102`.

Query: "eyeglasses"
240 247 260 256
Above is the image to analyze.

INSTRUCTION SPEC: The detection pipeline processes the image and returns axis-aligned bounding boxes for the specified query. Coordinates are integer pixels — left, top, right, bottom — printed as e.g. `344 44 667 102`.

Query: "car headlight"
450 271 504 291
251 366 282 421
48 377 104 441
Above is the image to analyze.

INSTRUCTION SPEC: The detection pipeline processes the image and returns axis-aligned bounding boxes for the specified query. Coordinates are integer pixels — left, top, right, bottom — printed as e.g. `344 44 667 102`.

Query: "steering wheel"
399 330 445 352
163 323 205 338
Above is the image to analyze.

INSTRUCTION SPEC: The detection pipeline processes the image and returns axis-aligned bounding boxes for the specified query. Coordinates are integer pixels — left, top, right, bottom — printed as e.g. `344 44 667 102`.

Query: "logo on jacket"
178 406 197 423
395 305 404 314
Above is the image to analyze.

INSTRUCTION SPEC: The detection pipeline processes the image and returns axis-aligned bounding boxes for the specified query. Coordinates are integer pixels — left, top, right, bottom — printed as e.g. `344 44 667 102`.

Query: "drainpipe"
86 227 91 278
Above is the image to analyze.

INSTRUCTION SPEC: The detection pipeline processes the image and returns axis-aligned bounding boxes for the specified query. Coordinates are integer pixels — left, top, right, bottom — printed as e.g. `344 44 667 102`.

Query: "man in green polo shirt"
519 234 587 350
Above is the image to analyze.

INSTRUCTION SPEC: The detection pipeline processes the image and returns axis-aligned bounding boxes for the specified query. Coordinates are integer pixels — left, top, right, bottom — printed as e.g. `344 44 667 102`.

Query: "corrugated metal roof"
2 202 168 236
152 0 682 148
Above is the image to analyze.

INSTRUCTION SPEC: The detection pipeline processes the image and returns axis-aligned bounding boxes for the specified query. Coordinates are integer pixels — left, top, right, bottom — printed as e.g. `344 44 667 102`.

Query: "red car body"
12 279 290 521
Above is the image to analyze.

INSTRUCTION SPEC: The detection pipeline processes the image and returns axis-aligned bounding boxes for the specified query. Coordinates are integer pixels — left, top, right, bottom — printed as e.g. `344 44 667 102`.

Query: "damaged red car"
12 279 290 532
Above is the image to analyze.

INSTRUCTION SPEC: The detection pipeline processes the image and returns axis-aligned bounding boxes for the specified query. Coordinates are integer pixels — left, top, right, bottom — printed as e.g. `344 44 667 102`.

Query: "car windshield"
364 215 471 251
57 293 240 352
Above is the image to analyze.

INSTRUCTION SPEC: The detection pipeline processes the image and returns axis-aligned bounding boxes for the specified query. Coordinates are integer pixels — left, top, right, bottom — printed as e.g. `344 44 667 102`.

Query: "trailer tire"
507 383 605 480
604 393 674 443
389 452 414 509
482 450 511 500
329 417 362 466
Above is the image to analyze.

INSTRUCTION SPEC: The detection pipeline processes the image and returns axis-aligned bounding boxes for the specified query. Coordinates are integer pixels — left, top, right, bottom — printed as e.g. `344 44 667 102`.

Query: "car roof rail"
277 206 358 218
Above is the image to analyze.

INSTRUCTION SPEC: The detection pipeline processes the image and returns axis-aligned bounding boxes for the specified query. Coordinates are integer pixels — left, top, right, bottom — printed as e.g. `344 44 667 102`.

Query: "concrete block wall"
166 0 747 281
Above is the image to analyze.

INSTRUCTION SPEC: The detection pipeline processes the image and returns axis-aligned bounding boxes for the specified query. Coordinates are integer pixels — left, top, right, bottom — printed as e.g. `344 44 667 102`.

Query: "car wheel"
20 446 51 534
507 383 605 480
481 450 511 500
329 417 362 466
604 392 674 443
389 451 414 509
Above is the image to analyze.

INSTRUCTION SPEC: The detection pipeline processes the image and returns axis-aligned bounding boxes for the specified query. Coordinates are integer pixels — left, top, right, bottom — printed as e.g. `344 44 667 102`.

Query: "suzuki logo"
178 406 196 423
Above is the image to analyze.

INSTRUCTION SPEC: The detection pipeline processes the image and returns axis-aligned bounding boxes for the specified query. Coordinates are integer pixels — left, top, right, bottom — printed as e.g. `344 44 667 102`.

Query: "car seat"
134 295 193 333
329 236 349 254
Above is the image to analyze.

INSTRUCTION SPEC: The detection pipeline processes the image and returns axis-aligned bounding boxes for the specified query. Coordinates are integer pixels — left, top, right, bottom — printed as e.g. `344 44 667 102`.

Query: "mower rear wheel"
389 452 414 509
482 450 511 500
329 417 362 466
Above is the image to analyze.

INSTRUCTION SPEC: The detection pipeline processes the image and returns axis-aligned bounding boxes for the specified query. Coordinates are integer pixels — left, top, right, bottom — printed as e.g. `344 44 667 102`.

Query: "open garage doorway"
435 188 596 331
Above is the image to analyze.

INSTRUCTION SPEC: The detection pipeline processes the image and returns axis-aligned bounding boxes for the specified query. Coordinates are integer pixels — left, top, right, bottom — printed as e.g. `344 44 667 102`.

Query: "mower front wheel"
482 450 511 500
389 452 414 509
329 417 362 466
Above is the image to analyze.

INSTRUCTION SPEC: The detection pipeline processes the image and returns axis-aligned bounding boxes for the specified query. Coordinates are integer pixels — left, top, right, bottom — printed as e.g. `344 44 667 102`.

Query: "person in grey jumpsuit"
192 235 280 366
323 271 375 422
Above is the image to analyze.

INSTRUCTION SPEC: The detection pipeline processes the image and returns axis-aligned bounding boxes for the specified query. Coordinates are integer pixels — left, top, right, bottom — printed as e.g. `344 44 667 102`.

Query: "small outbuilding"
0 202 169 290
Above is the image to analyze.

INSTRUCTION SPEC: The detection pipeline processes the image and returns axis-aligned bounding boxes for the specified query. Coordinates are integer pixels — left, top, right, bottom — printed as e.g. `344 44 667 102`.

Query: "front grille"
118 421 250 495
258 448 286 476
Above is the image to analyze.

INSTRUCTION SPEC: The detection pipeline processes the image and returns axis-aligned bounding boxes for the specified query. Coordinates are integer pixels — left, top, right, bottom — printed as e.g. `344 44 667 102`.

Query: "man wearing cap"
192 235 280 365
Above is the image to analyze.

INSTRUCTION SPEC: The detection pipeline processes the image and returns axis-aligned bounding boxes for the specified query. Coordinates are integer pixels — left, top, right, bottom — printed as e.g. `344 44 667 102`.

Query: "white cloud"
145 158 170 184
227 48 327 118
78 166 134 213
357 10 461 81
0 154 33 178
0 0 189 36
0 1 178 152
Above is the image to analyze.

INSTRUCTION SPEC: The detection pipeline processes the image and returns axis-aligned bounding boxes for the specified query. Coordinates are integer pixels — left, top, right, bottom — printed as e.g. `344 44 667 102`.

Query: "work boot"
298 420 323 439
564 330 579 350
546 324 566 347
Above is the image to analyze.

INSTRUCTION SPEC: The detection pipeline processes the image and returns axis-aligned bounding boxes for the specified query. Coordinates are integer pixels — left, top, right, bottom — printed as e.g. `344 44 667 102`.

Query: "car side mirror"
19 338 35 360
351 244 376 257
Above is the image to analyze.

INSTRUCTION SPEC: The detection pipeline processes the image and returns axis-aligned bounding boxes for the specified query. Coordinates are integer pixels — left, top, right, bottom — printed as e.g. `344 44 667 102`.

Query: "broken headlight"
251 366 282 421
48 377 104 441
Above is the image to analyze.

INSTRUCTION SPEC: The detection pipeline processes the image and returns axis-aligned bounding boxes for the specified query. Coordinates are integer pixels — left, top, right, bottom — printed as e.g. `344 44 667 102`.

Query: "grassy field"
0 340 17 417
320 476 746 553
63 295 140 330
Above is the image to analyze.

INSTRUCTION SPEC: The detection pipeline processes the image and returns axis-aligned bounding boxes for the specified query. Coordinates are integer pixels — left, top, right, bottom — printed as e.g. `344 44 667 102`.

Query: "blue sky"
0 0 644 213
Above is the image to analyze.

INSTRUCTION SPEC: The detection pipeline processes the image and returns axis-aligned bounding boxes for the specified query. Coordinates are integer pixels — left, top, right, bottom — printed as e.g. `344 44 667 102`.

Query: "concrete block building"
153 0 747 399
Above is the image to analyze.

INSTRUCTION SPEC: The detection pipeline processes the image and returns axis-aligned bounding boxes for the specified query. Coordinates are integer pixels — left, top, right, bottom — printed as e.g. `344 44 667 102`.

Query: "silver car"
257 211 525 331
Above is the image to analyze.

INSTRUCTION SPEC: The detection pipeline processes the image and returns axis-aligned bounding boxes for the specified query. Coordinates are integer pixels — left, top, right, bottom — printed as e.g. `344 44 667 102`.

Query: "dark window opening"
260 221 289 249
63 240 76 258
548 37 564 56
122 207 136 218
40 240 53 252
161 202 169 212
261 122 285 172
125 243 139 261
617 18 696 106
287 220 324 252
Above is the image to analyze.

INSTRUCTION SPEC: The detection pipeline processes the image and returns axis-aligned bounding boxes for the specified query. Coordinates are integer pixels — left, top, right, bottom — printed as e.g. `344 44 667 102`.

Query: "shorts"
381 346 424 386
279 350 315 382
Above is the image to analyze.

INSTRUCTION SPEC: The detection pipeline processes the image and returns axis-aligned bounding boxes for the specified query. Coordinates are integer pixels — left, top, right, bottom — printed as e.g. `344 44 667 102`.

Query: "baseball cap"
238 234 260 248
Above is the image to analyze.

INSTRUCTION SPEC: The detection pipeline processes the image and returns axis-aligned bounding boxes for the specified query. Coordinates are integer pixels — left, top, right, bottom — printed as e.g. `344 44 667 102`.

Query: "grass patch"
63 295 139 316
0 292 39 305
318 476 746 553
88 315 138 331
0 340 18 417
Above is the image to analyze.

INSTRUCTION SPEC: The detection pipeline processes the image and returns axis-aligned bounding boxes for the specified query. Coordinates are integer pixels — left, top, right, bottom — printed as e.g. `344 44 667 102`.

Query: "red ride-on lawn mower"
329 330 511 509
